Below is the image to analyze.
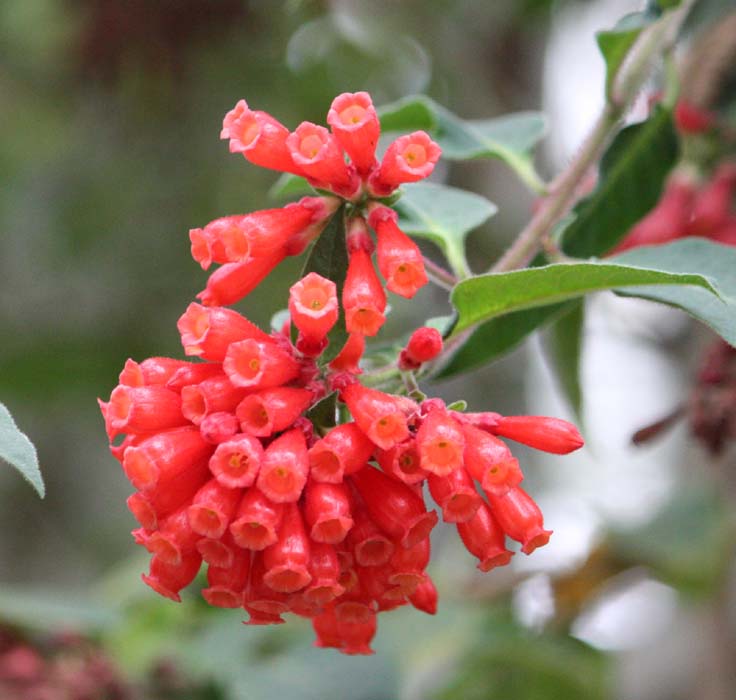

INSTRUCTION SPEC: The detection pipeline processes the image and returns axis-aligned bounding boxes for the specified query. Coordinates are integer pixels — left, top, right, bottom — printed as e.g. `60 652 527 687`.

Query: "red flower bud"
208 434 263 488
142 551 202 603
202 549 251 608
369 207 428 299
350 465 438 548
289 272 339 342
462 424 523 495
342 248 387 337
368 131 441 195
486 486 552 555
308 422 374 483
456 501 514 571
674 99 715 134
428 467 482 523
327 92 380 176
187 478 243 539
493 415 584 454
221 100 303 176
341 383 409 450
256 428 309 503
263 503 312 593
287 122 358 195
229 488 284 551
304 481 354 544
399 326 443 370
235 387 313 437
177 303 270 361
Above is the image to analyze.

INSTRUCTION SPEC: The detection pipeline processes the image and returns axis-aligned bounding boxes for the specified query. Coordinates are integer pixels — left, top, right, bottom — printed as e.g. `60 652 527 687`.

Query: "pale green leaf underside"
0 402 44 498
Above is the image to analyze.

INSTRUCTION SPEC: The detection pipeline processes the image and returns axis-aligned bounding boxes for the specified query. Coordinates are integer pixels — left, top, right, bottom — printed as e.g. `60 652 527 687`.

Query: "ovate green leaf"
0 402 44 497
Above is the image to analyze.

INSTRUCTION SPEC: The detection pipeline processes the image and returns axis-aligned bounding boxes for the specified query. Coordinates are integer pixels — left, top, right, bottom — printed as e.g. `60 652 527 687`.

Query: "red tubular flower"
308 422 374 483
142 551 202 603
368 206 428 299
688 163 736 236
288 272 339 343
197 529 238 569
262 503 312 593
336 611 377 656
376 439 427 485
456 501 514 571
187 478 242 539
165 362 223 391
256 428 309 503
177 303 270 361
235 387 312 438
350 465 438 548
341 383 409 450
486 486 552 555
229 488 284 550
196 252 285 307
416 409 466 477
328 333 365 374
244 551 289 625
347 503 395 567
143 506 200 566
492 415 584 454
368 131 441 195
221 100 303 176
107 385 187 436
462 424 523 495
208 434 263 488
399 326 443 370
327 92 380 176
312 606 342 649
119 357 192 387
224 338 300 390
409 576 437 615
304 542 344 607
388 537 430 595
189 216 243 269
287 122 358 195
427 468 482 523
342 248 387 337
180 375 247 425
199 411 240 444
304 481 354 544
202 549 251 608
122 427 212 493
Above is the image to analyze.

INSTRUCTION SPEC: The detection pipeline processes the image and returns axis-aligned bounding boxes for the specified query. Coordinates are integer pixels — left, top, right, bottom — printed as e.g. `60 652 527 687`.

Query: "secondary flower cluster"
613 161 736 253
101 91 584 654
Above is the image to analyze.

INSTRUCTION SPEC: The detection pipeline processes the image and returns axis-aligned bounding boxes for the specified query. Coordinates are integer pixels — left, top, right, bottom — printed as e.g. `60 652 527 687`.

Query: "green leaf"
306 391 337 432
547 301 585 419
436 303 574 379
379 95 547 192
378 95 437 132
451 260 719 334
560 108 678 257
0 401 44 497
298 205 349 363
611 238 736 345
395 182 497 278
596 12 650 100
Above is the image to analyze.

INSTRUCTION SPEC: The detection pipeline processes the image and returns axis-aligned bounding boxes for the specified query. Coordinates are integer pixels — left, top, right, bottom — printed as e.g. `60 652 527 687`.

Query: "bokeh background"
1 1 734 698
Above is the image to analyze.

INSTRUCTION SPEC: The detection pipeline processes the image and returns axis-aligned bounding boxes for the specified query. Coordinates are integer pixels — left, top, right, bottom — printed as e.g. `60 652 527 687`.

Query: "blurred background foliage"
1 0 735 698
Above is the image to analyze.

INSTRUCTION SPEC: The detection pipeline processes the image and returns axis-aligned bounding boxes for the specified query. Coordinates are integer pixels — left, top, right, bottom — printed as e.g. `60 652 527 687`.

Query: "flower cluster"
613 162 736 253
100 92 584 654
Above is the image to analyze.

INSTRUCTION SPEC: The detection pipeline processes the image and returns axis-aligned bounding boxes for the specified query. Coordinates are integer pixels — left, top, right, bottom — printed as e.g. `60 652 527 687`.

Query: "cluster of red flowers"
100 92 584 654
613 161 736 253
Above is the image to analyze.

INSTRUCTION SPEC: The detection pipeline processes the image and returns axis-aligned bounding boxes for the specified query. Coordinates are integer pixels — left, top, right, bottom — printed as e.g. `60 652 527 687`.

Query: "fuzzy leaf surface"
0 402 44 497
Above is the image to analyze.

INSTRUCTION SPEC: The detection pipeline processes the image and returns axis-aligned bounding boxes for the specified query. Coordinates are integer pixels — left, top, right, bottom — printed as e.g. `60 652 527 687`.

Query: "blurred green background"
1 1 734 698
